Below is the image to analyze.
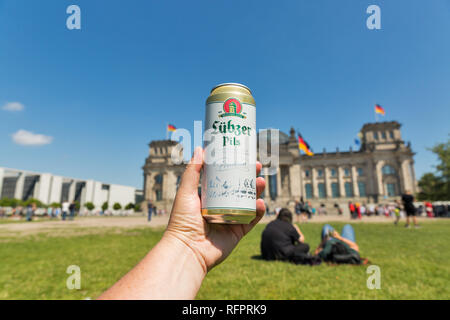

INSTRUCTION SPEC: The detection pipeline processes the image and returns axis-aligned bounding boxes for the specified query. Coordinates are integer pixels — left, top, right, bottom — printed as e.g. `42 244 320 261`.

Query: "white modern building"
0 167 141 210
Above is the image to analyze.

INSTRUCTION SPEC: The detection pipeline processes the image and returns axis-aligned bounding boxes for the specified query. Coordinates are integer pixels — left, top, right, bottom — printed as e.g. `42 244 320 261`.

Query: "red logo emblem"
220 98 245 118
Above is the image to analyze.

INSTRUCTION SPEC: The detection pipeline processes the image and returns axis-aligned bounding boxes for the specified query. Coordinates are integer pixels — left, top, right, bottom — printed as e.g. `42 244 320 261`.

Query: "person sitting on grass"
260 208 320 265
314 224 364 265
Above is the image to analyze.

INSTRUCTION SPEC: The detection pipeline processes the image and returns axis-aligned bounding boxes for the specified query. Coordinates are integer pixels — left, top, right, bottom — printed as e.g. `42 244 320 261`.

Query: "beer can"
201 83 257 224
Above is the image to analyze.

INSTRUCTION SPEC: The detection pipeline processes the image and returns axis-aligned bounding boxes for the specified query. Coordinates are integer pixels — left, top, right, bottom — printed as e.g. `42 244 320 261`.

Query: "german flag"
167 124 176 132
298 133 314 156
375 104 385 116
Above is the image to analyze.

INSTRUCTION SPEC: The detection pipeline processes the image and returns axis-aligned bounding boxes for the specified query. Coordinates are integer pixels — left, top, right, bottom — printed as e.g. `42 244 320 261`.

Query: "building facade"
143 121 417 213
0 167 140 210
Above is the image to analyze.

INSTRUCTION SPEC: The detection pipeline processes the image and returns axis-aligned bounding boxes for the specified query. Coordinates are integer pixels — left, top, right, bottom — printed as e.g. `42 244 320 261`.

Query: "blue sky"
1 0 449 188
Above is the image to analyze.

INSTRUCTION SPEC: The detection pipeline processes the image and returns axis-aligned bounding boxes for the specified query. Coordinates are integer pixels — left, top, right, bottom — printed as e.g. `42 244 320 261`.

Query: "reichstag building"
142 121 417 213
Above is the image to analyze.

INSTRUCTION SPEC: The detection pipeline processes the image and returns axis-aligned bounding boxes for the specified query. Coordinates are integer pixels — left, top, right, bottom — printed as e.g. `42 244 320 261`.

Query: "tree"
113 203 122 211
101 202 109 211
23 198 44 208
0 198 18 207
134 203 142 212
125 203 134 210
417 138 450 200
50 202 61 208
417 173 443 201
85 202 95 211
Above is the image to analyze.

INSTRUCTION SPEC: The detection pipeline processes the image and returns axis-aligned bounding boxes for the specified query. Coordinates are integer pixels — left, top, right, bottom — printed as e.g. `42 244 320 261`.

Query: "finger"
256 198 266 217
178 147 203 195
256 177 265 198
256 161 262 176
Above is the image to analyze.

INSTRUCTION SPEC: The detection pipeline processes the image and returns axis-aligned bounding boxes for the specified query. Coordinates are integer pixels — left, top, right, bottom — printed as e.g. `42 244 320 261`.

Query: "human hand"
293 224 305 242
331 231 340 239
163 147 266 273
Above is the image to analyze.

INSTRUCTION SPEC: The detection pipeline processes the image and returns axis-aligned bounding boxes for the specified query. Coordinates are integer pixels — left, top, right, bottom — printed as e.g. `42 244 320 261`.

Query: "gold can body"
201 83 257 224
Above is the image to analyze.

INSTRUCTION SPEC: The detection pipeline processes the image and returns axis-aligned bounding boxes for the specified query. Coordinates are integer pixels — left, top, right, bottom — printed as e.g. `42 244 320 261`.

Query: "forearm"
98 234 206 300
298 234 305 243
293 224 304 242
336 236 359 252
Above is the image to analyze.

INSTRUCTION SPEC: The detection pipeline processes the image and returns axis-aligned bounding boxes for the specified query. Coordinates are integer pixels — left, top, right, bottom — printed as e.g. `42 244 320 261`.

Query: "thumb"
178 147 203 195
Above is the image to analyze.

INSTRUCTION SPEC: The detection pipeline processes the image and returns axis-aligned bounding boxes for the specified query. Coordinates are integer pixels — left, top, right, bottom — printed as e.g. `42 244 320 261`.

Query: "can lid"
210 83 252 94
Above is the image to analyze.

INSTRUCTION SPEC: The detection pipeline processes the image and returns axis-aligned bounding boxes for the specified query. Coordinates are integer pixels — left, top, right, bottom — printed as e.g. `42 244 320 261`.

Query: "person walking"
368 204 375 216
47 206 53 219
318 203 327 216
294 200 302 223
376 204 384 216
348 201 355 219
62 201 70 221
384 205 390 217
360 203 367 217
355 202 362 219
69 201 76 220
26 203 33 221
334 203 342 215
425 201 433 218
147 200 153 222
55 207 61 218
393 200 401 225
402 190 419 228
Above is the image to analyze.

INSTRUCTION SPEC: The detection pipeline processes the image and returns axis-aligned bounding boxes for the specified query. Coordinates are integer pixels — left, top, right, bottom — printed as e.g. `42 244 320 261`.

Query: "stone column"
289 163 301 199
264 167 270 200
145 174 155 201
375 161 384 198
14 172 25 200
351 166 360 197
68 180 76 202
400 160 413 193
298 162 304 200
324 167 331 198
164 170 178 202
0 168 4 198
276 166 282 197
337 167 345 198
367 161 375 197
311 168 318 198
410 161 418 194
161 172 169 201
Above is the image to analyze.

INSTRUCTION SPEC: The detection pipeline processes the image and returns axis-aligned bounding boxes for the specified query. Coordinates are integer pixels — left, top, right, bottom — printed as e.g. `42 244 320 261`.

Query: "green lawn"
0 220 449 299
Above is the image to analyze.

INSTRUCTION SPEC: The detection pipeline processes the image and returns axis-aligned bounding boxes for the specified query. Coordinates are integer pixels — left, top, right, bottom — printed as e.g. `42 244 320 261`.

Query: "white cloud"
12 130 53 146
2 102 24 112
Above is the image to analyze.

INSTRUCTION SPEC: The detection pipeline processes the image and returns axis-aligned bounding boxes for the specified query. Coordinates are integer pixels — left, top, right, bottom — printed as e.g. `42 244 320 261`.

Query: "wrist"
161 232 208 278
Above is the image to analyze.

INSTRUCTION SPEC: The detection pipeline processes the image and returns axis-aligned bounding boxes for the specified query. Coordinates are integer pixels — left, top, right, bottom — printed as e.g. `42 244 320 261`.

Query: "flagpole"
166 123 168 140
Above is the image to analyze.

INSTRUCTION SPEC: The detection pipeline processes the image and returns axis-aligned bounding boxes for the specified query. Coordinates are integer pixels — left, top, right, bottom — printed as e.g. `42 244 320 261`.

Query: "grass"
0 220 449 299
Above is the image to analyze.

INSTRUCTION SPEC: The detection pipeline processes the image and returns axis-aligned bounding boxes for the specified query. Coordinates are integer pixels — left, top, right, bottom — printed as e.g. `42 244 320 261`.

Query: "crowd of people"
0 200 146 221
0 200 78 221
262 192 449 226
